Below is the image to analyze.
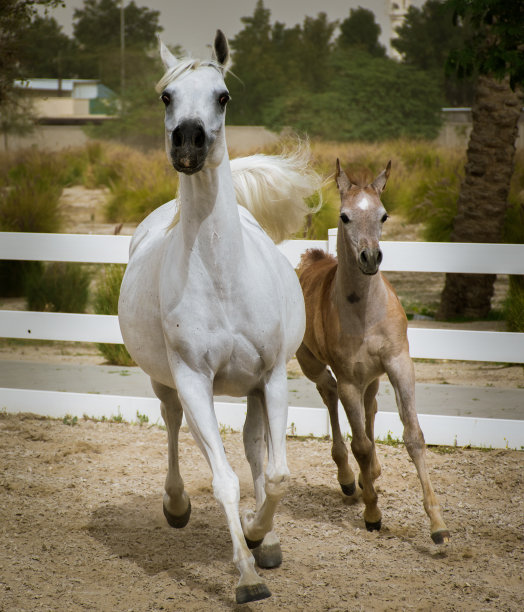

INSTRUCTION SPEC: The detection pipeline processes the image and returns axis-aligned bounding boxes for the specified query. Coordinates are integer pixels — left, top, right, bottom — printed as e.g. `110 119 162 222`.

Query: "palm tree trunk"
437 74 522 319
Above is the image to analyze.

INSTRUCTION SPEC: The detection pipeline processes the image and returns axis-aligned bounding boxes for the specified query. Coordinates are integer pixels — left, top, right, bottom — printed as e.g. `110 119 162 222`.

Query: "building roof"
14 78 100 92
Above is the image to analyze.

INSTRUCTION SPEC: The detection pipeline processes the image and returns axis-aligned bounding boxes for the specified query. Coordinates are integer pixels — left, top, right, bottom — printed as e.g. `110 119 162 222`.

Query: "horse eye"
161 93 170 106
381 213 389 223
218 93 230 107
340 213 351 224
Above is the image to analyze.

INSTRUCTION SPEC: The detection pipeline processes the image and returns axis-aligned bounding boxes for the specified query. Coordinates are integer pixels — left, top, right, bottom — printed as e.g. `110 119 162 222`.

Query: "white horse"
118 31 319 604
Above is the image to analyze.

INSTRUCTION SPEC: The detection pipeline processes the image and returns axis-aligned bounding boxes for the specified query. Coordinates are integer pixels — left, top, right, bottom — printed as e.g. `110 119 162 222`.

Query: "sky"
49 0 426 59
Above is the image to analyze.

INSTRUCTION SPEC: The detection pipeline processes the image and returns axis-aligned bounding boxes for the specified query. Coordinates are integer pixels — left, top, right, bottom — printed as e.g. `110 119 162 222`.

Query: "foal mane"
155 58 225 93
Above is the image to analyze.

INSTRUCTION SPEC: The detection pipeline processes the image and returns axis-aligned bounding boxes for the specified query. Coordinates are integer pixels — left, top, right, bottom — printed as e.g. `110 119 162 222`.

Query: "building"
3 78 115 152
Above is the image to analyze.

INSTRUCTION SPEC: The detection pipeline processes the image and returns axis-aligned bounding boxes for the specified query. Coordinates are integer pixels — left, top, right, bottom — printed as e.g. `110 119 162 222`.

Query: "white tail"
230 146 322 243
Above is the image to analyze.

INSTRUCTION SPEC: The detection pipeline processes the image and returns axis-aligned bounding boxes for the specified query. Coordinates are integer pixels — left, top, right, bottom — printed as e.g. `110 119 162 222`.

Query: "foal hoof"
245 536 264 550
253 542 283 569
236 583 271 605
340 481 356 497
431 529 451 545
365 518 382 532
163 500 191 529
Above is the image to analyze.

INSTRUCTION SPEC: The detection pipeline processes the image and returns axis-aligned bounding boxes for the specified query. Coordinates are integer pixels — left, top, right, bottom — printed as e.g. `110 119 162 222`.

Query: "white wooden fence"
1 230 523 448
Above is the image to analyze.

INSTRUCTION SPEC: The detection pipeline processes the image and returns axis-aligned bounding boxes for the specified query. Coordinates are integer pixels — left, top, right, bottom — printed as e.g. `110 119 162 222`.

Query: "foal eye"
381 213 389 223
218 93 230 107
161 93 171 106
340 213 351 224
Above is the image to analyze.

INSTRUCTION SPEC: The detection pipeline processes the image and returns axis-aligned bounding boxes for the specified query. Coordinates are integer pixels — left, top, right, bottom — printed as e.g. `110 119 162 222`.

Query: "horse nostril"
377 249 383 264
360 251 368 264
172 127 183 148
193 125 205 149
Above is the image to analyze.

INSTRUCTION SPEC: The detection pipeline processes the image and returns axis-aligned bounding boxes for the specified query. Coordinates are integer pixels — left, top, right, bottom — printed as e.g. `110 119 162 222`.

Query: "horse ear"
213 29 230 71
335 158 352 193
371 160 391 194
159 36 179 70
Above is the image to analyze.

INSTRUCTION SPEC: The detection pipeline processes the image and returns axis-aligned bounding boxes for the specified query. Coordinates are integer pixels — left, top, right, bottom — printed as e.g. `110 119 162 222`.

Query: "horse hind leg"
243 392 282 569
296 344 356 497
151 379 191 528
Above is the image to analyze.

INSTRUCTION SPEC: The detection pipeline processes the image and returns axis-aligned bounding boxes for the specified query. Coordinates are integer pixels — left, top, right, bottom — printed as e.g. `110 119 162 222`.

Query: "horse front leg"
338 380 382 531
385 351 450 544
241 365 290 554
174 367 270 605
243 392 282 569
296 344 356 496
151 380 191 527
363 378 382 485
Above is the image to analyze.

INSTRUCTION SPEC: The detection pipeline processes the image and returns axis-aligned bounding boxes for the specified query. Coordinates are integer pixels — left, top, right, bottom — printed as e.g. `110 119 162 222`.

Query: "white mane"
155 58 224 93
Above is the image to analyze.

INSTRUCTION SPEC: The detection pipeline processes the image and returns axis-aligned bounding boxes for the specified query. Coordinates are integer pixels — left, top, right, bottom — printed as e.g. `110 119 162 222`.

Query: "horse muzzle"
170 119 209 175
358 247 383 275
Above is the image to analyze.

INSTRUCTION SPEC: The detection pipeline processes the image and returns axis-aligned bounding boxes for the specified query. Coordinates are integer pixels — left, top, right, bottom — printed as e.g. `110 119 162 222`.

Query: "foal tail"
230 145 322 244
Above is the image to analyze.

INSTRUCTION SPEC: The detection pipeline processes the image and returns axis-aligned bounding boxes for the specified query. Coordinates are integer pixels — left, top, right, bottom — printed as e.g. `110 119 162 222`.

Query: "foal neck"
335 227 387 324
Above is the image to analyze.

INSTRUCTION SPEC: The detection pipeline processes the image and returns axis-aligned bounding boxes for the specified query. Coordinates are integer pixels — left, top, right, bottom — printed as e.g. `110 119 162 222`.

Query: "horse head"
335 159 391 275
156 30 231 175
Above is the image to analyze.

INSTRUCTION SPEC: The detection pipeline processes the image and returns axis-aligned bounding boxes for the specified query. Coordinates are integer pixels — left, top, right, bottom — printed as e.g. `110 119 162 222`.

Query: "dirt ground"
0 412 522 611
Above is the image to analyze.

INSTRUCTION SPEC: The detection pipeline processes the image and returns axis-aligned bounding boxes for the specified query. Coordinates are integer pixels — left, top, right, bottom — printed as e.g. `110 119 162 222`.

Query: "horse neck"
177 146 242 259
334 226 386 324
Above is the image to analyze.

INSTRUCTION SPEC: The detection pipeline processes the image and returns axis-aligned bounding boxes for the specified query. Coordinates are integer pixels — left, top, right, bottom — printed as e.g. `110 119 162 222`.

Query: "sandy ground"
0 412 522 611
1 189 523 610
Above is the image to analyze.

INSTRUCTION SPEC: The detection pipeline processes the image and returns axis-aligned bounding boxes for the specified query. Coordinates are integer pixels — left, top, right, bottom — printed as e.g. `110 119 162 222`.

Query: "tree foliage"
392 0 474 105
227 1 442 140
0 0 63 104
338 6 386 57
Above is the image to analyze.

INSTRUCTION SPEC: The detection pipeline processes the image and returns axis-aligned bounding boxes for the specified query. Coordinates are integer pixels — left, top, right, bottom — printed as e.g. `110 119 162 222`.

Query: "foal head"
335 160 391 275
156 30 231 175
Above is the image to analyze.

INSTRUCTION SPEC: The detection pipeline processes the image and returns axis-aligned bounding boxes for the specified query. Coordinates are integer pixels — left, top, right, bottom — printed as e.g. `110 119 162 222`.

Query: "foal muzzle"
359 247 383 275
170 119 209 175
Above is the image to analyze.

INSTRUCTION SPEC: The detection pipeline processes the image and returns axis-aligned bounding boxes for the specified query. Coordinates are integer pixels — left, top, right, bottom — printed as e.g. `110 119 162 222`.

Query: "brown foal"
296 160 450 544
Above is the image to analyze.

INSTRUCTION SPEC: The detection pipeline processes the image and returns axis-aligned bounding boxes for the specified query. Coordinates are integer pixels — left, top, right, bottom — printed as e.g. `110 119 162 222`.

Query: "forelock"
155 59 224 93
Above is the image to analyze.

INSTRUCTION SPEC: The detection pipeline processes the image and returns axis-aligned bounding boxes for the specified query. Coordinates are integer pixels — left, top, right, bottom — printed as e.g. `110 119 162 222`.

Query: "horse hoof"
431 529 451 545
245 536 264 550
163 500 191 528
340 481 356 496
365 518 381 532
236 583 271 605
253 542 283 569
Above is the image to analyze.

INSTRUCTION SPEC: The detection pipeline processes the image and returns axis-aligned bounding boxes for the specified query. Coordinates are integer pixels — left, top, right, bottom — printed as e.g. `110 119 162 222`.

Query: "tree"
264 48 443 141
16 14 79 79
437 0 524 319
337 6 386 57
0 0 63 105
392 0 474 105
73 0 162 91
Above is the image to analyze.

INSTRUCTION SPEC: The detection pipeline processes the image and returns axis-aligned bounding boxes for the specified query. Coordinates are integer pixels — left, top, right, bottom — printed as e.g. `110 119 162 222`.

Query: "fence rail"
1 231 523 448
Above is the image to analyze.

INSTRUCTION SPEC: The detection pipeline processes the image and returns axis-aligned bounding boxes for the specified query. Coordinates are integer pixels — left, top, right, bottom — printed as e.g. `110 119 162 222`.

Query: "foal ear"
213 30 230 71
159 37 179 70
371 160 392 194
335 158 352 193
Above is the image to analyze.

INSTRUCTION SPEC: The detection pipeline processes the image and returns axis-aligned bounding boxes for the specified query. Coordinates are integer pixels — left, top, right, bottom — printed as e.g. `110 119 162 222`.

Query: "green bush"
0 161 63 297
93 264 135 366
505 277 524 332
25 263 91 313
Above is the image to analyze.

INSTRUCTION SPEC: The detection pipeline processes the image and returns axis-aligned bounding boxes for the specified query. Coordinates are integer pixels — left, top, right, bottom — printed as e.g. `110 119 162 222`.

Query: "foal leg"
174 368 270 604
338 380 382 531
243 392 282 568
385 351 450 544
151 379 191 527
241 364 290 555
296 344 356 496
362 378 382 485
